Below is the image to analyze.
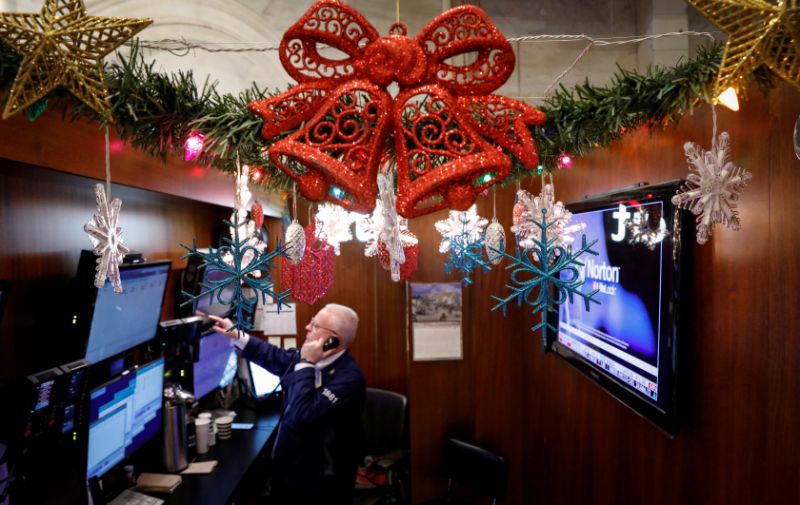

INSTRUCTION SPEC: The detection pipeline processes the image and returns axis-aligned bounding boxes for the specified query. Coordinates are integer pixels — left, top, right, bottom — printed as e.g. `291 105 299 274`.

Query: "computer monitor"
248 361 281 399
192 332 237 400
84 261 171 364
86 357 164 481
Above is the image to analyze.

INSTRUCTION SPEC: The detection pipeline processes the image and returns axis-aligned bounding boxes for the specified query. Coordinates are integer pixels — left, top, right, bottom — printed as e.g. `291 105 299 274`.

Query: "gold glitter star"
688 0 800 96
0 0 151 120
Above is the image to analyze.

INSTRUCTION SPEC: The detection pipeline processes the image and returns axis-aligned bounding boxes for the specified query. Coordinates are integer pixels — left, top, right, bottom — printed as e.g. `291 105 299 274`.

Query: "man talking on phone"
208 303 365 505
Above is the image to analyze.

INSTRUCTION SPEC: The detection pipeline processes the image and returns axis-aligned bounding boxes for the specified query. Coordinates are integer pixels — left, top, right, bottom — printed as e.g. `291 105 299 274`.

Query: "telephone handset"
322 335 340 352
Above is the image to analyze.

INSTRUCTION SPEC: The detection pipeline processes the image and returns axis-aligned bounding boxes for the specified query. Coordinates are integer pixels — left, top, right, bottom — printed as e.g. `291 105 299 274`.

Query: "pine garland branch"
0 39 747 196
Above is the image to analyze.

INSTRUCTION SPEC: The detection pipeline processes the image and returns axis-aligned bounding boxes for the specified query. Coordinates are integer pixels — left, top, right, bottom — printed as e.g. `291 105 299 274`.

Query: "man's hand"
300 338 324 364
208 314 241 340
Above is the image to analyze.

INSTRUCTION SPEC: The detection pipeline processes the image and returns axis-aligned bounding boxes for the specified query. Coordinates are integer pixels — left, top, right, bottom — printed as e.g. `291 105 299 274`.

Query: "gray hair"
323 303 359 347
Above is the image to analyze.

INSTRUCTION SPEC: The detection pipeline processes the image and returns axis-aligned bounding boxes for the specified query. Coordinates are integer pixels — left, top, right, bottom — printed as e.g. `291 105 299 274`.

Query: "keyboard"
109 489 164 505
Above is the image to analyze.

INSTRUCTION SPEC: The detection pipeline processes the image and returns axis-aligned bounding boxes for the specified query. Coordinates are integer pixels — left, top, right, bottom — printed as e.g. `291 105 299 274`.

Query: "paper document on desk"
136 473 182 493
180 461 218 474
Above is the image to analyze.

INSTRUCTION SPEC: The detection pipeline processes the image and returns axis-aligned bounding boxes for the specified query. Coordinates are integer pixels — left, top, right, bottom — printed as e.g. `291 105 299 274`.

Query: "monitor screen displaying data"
193 332 237 400
86 358 164 481
85 263 170 363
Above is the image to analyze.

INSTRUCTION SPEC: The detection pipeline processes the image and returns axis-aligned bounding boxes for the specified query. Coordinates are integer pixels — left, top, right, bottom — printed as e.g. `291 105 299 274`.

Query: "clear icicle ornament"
484 188 505 265
284 185 305 265
285 219 306 265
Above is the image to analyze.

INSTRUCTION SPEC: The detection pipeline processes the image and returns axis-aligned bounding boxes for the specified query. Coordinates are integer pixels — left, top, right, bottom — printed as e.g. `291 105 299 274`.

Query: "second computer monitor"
192 332 237 401
86 357 164 481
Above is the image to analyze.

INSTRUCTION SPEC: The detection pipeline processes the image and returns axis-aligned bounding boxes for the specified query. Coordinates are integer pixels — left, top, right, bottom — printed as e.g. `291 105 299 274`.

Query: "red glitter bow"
250 0 546 218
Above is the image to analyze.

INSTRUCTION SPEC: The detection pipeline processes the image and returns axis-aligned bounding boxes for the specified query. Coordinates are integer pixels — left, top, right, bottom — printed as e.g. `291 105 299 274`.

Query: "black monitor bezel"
548 180 692 437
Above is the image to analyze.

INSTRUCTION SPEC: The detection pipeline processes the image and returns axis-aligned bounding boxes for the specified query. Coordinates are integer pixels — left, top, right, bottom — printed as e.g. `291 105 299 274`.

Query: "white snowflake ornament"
672 131 752 245
314 203 354 255
511 184 585 254
484 218 506 265
435 204 488 254
354 200 384 257
284 219 306 265
84 184 131 294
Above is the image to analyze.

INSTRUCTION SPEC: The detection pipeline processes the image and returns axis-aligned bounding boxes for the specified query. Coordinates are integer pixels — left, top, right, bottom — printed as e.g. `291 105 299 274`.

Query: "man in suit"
209 303 366 505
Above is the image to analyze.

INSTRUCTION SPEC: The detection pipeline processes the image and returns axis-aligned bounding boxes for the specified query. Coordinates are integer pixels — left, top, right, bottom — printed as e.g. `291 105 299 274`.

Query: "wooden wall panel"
0 159 229 380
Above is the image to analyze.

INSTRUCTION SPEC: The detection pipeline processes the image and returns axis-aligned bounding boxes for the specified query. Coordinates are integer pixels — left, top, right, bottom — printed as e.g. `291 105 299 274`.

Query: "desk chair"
353 388 409 505
421 438 506 505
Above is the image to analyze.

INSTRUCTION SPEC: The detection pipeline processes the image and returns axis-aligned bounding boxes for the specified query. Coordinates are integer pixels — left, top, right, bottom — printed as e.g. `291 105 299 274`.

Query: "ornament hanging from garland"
314 202 355 256
284 219 306 265
511 183 585 254
490 210 600 352
281 222 336 305
249 0 546 218
672 131 752 244
376 168 418 281
435 204 491 284
181 214 290 332
687 0 800 97
0 0 152 120
224 164 267 272
84 184 130 294
484 189 506 266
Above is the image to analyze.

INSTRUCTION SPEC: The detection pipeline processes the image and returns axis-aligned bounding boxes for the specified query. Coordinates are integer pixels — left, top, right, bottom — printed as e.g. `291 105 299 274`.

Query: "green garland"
0 39 724 194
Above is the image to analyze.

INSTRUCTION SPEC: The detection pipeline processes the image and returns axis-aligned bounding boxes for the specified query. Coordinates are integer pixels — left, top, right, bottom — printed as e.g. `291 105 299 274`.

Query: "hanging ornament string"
104 125 111 197
84 125 131 293
292 183 298 221
395 0 400 24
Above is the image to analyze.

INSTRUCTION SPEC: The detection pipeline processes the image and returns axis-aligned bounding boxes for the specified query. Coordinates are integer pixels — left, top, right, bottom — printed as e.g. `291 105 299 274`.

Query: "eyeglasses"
309 319 338 335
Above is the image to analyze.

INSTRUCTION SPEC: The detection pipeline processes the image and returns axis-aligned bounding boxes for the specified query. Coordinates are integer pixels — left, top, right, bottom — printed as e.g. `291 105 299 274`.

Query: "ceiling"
0 0 718 103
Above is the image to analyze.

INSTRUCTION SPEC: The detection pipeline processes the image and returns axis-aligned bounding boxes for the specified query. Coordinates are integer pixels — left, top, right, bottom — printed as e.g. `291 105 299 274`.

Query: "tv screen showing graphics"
86 357 164 481
192 331 237 400
84 260 171 364
551 180 691 436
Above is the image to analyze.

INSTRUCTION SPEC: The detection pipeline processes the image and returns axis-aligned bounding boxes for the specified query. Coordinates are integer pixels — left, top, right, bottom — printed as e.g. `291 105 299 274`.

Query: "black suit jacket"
242 338 365 504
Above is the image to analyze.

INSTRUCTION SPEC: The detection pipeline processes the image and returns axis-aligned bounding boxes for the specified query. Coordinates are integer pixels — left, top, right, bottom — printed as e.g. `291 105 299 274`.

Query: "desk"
161 409 279 505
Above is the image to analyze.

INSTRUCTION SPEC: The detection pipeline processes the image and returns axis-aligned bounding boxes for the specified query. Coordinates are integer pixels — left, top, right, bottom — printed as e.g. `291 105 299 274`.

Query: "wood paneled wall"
1 82 798 504
0 160 229 379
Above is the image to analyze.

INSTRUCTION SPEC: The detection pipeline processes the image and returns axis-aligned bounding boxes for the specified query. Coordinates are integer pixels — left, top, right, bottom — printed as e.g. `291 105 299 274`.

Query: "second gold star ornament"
0 0 151 120
687 0 800 96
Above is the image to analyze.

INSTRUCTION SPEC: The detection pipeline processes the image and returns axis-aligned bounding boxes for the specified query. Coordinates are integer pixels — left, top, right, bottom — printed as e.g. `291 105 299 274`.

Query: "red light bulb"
183 131 205 161
558 154 572 169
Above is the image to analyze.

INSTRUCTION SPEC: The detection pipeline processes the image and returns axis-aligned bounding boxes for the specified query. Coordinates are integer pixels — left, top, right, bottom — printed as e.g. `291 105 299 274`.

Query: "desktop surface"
157 408 279 505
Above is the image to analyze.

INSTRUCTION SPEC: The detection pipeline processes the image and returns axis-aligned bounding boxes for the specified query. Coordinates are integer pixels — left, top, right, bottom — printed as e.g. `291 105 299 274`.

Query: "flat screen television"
192 331 237 400
86 357 164 481
551 180 691 436
84 260 171 364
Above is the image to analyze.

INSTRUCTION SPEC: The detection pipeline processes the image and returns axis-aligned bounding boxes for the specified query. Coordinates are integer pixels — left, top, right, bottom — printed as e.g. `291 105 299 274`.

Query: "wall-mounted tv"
551 180 692 436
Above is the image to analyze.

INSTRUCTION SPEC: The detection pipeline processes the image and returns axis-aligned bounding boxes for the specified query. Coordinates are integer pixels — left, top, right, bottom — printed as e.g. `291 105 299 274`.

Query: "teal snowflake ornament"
435 205 490 284
490 209 601 351
180 214 290 331
444 233 491 285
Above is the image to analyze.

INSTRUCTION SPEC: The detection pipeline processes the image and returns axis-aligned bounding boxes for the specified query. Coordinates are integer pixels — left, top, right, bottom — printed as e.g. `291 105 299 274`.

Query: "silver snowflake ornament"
315 203 354 255
511 185 585 253
435 204 488 254
672 131 752 244
84 184 130 294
